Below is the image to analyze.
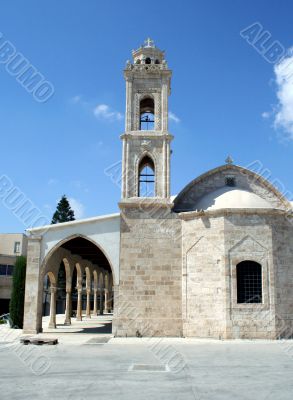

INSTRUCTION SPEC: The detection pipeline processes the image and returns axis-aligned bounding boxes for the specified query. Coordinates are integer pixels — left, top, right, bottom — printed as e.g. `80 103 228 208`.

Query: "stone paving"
0 314 292 399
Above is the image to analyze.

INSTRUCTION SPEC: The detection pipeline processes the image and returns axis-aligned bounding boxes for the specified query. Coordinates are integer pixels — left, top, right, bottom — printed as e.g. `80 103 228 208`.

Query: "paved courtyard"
0 315 293 399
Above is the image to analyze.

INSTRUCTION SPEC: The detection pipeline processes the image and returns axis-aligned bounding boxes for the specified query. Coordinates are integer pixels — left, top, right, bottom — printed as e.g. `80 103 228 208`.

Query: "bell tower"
120 38 173 203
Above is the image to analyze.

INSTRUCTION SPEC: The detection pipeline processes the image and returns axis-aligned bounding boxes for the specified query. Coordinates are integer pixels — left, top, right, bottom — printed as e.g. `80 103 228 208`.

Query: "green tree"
9 256 26 328
51 195 75 224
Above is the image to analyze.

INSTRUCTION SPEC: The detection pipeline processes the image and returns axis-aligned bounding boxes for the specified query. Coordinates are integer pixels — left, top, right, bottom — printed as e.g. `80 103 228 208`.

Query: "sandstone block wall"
113 207 182 337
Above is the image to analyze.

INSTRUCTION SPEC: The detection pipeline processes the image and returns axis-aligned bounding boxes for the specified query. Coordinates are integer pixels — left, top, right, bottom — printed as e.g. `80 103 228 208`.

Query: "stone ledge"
178 207 290 220
119 198 174 210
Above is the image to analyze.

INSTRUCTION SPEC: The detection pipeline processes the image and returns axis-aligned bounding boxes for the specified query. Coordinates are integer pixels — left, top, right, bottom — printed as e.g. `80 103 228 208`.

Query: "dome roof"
194 187 272 211
173 164 291 213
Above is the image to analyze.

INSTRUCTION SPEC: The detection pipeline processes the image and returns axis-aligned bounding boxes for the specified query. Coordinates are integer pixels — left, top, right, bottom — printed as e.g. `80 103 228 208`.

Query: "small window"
138 156 155 197
6 265 14 275
0 264 6 275
237 261 262 303
0 264 14 276
225 177 236 187
14 241 20 253
145 57 151 64
155 59 160 64
135 59 141 64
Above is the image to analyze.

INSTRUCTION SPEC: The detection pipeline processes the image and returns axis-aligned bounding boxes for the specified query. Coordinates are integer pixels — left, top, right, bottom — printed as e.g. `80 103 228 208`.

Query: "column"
125 78 132 131
64 289 71 325
76 286 82 321
161 80 168 131
23 236 43 334
86 289 91 318
107 290 112 313
93 289 98 315
104 289 108 314
99 288 104 315
48 286 57 329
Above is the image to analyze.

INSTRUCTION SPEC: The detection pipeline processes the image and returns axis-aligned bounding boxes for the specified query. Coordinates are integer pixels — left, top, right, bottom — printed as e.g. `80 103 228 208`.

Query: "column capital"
50 286 57 294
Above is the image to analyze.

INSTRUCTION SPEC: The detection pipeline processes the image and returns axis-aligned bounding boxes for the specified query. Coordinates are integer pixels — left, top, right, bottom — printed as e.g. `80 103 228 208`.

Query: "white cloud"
273 49 293 140
261 111 270 119
93 104 123 121
169 111 180 123
70 95 81 104
68 197 85 219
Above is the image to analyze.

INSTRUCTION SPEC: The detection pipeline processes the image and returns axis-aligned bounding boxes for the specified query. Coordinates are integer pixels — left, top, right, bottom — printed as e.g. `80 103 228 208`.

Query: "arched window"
135 59 141 64
145 57 151 64
155 59 160 64
236 261 262 303
140 97 154 130
138 156 155 197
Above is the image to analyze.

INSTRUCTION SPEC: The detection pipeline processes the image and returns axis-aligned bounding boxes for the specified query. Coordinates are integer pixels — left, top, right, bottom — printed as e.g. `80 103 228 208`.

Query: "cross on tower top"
144 38 155 48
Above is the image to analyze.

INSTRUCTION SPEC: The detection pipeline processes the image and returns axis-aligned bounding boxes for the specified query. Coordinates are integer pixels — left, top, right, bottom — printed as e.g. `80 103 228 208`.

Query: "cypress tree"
51 195 75 224
9 256 26 328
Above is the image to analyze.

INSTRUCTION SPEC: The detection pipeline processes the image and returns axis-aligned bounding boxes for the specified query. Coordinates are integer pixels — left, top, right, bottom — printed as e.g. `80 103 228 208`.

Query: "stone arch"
62 257 72 291
93 269 98 291
135 151 157 197
40 233 117 286
139 94 154 130
46 271 57 287
38 234 115 331
85 266 91 290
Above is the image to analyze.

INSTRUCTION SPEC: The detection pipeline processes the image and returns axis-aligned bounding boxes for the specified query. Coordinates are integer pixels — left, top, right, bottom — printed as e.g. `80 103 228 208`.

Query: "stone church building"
23 40 293 339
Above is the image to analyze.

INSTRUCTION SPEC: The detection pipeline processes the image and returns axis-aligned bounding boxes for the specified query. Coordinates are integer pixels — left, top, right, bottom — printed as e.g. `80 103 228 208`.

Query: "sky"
0 0 292 233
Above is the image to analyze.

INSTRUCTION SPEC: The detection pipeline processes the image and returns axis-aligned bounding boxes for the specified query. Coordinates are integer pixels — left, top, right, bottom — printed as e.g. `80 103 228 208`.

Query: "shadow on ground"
55 321 113 334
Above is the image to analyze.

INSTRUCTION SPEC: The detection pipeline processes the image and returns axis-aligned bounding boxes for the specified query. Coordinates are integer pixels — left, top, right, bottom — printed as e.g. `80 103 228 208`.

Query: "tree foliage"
51 195 75 224
9 256 26 328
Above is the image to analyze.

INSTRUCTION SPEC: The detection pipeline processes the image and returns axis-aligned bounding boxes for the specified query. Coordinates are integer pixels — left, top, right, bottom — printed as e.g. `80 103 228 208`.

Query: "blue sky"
0 0 292 233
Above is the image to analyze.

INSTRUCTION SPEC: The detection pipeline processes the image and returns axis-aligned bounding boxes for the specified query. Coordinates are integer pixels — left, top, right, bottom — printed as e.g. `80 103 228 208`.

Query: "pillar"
76 286 82 321
48 286 57 329
86 289 91 318
93 289 98 315
64 288 71 325
104 289 108 314
108 290 113 313
23 236 43 334
99 288 103 315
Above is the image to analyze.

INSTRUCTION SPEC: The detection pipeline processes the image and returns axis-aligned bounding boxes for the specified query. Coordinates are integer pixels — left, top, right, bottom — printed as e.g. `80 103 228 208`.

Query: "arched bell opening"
139 97 154 130
138 155 155 197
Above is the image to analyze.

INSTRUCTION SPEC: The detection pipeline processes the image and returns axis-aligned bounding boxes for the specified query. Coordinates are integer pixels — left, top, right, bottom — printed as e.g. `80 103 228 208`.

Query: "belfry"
121 38 172 200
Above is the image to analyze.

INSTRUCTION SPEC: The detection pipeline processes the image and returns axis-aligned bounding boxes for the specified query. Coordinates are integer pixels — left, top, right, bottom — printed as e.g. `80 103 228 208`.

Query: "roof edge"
26 212 120 234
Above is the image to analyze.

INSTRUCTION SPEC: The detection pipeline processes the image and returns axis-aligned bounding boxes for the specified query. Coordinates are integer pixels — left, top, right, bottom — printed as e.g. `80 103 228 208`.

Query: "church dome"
193 187 272 211
173 164 291 213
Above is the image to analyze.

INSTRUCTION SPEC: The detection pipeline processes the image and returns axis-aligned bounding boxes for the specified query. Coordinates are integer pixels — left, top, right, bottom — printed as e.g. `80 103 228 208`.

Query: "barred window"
236 261 262 303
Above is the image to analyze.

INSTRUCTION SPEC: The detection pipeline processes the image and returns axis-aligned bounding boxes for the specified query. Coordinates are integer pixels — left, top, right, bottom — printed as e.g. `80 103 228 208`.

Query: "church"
23 39 293 339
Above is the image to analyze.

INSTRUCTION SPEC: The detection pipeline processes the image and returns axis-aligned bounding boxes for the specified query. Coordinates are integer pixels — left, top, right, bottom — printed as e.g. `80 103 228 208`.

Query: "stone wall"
182 215 226 338
180 211 284 339
113 205 182 337
273 215 293 338
224 213 276 339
